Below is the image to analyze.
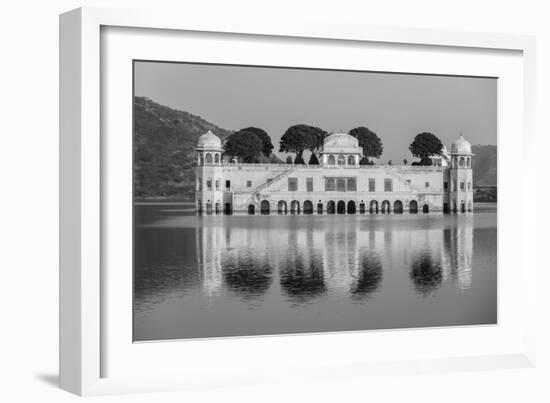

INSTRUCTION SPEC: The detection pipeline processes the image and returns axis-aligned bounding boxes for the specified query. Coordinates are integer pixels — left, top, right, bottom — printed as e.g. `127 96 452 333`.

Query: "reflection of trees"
409 252 443 296
222 255 272 300
350 252 382 300
280 253 326 303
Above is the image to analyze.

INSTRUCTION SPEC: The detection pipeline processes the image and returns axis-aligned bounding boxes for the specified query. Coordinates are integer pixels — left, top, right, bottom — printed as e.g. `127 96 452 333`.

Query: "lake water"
134 203 497 341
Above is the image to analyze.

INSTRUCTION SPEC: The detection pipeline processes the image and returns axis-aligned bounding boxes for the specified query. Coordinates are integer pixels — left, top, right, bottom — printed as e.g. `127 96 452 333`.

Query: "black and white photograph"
133 61 497 342
6 0 550 400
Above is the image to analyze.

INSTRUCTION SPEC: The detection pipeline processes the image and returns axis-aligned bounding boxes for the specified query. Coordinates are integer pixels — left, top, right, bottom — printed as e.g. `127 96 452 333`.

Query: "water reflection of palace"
196 217 474 302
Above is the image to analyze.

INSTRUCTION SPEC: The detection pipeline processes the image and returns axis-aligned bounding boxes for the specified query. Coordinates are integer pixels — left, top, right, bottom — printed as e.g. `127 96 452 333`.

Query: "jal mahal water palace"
195 131 474 215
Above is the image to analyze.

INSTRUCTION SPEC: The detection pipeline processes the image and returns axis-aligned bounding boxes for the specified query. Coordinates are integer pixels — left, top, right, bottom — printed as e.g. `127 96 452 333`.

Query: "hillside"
134 97 284 199
134 97 235 199
471 145 497 186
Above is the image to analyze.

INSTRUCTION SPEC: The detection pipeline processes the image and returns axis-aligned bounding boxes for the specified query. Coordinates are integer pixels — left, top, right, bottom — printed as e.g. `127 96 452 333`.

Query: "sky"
134 61 497 162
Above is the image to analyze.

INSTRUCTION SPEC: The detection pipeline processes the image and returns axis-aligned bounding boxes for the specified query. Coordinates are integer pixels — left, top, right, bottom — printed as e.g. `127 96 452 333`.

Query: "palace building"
195 131 474 215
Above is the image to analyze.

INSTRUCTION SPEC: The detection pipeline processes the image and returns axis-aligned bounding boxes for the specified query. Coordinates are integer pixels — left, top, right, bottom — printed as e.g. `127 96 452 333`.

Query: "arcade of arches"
244 199 432 215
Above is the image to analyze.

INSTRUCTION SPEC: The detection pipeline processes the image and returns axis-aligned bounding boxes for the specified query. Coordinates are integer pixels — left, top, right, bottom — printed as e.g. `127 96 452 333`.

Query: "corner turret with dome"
451 134 473 155
196 130 223 165
448 134 474 214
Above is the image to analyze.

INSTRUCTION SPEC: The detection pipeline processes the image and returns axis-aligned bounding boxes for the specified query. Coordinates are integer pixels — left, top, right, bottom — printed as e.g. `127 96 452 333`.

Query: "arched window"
303 200 313 214
261 200 270 215
393 200 403 214
205 153 213 164
214 153 220 164
459 157 465 167
347 155 355 165
337 155 346 166
327 201 336 214
337 201 346 214
328 155 336 165
347 200 356 214
290 200 300 214
277 200 287 214
369 200 379 214
381 200 391 214
409 200 418 214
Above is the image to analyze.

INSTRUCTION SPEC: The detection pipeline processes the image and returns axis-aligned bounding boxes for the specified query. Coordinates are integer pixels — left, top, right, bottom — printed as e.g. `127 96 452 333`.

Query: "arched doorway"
327 201 336 214
303 200 313 214
461 201 466 213
317 203 323 214
337 200 346 214
215 202 222 214
248 204 255 215
381 200 391 214
393 200 403 214
206 202 212 214
409 200 418 214
443 203 449 214
369 200 379 214
261 200 270 215
422 204 429 214
290 200 300 214
347 155 355 165
337 155 346 166
347 200 356 214
359 203 365 214
328 155 335 165
205 153 213 164
277 200 287 214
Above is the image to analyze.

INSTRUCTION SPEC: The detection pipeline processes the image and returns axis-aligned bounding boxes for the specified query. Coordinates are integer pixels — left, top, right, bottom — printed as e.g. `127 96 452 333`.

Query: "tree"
280 124 327 161
285 155 293 164
308 153 319 165
409 132 443 166
237 127 274 157
223 130 263 163
308 126 328 156
294 154 305 164
349 127 383 164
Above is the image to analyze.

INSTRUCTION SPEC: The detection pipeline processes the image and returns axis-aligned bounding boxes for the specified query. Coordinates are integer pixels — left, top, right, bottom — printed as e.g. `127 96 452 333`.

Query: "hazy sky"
134 61 497 162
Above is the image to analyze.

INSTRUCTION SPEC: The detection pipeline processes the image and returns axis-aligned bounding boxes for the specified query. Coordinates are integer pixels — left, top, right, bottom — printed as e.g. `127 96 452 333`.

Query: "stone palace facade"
195 131 474 215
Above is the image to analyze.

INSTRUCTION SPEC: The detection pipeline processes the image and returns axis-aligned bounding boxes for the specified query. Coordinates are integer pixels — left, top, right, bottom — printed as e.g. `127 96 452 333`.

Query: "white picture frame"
59 6 538 396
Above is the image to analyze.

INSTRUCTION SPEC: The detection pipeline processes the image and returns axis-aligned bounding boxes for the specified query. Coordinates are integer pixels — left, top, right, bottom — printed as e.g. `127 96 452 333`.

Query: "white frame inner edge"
59 6 537 396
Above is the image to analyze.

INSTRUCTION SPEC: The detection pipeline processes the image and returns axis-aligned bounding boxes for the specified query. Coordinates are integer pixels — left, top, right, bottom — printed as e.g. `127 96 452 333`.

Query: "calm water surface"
134 203 497 341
